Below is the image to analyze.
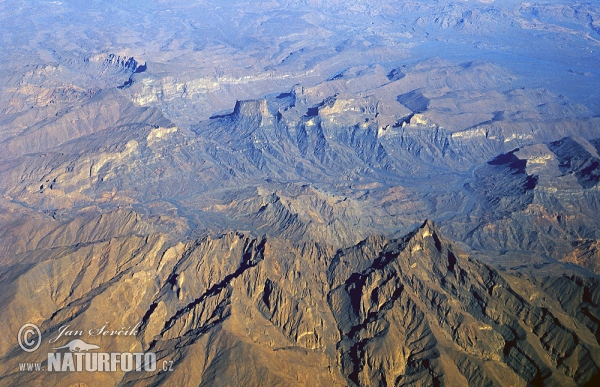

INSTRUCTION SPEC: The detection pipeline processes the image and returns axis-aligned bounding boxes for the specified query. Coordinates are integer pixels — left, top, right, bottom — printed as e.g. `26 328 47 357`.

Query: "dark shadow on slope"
397 90 430 114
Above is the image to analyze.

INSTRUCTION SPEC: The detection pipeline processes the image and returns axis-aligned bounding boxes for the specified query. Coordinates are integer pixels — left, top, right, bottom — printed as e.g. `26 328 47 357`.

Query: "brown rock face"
1 219 599 386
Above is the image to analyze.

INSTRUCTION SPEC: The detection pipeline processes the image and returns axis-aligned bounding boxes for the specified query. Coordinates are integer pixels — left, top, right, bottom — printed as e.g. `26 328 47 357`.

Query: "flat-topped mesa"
232 99 269 117
318 95 377 117
306 94 390 131
231 99 274 126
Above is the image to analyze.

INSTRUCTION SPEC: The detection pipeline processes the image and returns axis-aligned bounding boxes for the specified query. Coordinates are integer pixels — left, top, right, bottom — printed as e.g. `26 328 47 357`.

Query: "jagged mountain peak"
328 222 600 386
416 218 439 236
383 219 460 282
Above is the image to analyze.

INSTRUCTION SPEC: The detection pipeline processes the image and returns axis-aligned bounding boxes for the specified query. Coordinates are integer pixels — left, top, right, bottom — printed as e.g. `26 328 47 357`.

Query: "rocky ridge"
1 221 600 386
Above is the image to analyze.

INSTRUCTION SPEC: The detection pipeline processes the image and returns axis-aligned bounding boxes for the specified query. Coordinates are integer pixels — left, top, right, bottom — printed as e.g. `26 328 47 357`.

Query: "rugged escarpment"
2 60 600 268
194 61 600 182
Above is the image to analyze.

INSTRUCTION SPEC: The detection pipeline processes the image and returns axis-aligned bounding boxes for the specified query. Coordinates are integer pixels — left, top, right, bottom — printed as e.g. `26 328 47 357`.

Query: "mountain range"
1 0 600 386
